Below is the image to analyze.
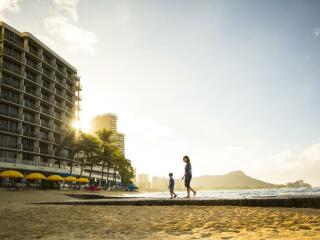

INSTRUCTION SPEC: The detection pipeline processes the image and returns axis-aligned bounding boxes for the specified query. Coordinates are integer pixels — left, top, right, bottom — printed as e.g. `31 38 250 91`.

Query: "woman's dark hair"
183 155 190 163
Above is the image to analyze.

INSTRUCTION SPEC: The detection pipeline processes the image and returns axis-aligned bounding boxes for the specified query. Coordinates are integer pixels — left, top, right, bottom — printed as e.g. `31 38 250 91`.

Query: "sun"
72 119 90 133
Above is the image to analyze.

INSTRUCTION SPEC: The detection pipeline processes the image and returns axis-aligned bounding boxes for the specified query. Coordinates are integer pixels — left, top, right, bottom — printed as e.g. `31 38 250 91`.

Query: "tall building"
0 22 81 175
91 113 117 133
138 173 150 190
90 113 125 156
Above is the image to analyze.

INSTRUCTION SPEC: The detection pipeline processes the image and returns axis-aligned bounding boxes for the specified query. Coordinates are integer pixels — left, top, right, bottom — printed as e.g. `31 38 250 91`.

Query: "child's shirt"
169 178 174 189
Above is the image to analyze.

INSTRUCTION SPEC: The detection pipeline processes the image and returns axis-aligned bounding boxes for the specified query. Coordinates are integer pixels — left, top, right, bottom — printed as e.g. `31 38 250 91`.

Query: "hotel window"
0 133 17 148
41 104 50 115
22 124 35 138
41 90 50 102
25 69 37 82
22 138 33 152
4 29 23 47
55 110 62 120
26 57 38 70
25 83 37 96
0 118 18 133
4 46 21 61
24 111 35 123
0 103 19 118
1 88 19 103
2 73 20 89
40 117 49 128
43 54 51 65
29 44 38 56
40 142 48 154
57 63 63 73
22 152 33 161
0 150 17 161
3 60 21 74
40 130 49 141
24 97 36 109
43 67 51 77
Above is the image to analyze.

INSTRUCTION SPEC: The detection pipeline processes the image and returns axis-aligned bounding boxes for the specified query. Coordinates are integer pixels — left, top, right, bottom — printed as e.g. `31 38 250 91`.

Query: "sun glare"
72 119 90 133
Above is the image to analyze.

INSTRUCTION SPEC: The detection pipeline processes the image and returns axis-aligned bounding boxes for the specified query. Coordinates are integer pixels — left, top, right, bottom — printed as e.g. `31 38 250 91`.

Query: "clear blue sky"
2 0 320 185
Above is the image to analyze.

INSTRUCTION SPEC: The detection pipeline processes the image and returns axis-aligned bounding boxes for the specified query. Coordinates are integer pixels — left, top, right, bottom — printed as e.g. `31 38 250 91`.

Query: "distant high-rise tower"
90 113 125 156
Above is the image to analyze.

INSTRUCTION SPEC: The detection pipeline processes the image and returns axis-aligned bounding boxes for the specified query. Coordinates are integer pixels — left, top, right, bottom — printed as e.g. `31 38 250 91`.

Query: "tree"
96 129 115 187
78 132 100 179
58 127 81 175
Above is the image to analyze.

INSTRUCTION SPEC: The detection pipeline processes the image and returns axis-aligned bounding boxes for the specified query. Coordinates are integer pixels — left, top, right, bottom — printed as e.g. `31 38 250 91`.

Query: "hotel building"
0 22 81 176
0 22 121 185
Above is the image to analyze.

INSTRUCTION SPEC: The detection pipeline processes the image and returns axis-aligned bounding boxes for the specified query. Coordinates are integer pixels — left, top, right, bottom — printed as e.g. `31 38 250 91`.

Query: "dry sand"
0 191 319 239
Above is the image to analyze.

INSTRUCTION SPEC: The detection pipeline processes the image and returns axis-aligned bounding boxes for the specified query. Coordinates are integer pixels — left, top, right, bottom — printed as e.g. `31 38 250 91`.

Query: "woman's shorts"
184 175 192 188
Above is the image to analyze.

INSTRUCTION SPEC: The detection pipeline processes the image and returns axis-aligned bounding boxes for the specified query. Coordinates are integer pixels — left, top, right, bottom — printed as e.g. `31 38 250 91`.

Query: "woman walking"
182 155 196 198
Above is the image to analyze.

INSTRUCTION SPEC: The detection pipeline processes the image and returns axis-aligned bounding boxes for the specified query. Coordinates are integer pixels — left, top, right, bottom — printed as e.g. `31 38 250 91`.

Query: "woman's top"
185 163 192 177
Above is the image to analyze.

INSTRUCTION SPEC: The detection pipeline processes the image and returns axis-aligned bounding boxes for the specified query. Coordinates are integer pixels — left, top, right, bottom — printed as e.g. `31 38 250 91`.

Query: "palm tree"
96 129 115 187
58 127 81 175
78 132 100 179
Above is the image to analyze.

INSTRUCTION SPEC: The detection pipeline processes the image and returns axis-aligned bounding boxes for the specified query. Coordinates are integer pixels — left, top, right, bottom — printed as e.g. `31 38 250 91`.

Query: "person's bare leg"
185 188 190 198
189 187 196 196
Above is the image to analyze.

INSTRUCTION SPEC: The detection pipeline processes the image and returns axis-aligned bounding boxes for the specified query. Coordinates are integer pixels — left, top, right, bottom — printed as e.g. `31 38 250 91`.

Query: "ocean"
125 187 320 199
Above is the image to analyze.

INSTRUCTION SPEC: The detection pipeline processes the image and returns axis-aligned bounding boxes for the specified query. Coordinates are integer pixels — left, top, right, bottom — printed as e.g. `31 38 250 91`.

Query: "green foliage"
59 127 135 187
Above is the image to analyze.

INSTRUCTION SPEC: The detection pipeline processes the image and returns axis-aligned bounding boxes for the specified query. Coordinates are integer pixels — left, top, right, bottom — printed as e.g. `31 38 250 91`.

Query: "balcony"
41 94 51 102
42 81 51 89
41 107 50 115
3 78 20 89
2 95 19 104
24 116 36 124
26 59 38 71
40 135 49 141
25 87 37 96
25 72 37 83
24 101 37 110
0 110 19 119
0 127 20 134
23 131 36 138
40 120 50 128
42 68 51 77
66 95 73 102
4 48 22 61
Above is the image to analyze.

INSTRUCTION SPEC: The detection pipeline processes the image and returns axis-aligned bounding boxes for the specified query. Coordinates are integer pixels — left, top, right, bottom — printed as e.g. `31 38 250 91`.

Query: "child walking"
168 173 177 199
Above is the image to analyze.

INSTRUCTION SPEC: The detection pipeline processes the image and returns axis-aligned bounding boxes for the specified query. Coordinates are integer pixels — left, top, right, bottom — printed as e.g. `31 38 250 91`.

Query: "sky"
1 0 320 186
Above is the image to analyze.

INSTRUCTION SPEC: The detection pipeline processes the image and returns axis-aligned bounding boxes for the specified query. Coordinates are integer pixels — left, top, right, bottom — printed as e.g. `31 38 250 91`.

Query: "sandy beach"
0 191 319 240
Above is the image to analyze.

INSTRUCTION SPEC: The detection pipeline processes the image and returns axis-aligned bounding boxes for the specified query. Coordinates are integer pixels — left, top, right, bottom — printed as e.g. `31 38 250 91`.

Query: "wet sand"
0 191 320 239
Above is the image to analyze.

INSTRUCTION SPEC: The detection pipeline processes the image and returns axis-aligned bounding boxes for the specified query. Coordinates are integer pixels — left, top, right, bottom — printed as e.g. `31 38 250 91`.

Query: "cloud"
0 0 20 21
44 0 98 55
272 143 320 170
313 28 320 37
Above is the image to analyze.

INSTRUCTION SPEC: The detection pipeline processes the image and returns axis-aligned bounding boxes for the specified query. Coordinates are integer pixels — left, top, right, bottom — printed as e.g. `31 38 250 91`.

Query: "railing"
2 95 19 104
3 78 20 89
0 110 19 118
0 127 20 134
23 131 36 138
25 87 37 96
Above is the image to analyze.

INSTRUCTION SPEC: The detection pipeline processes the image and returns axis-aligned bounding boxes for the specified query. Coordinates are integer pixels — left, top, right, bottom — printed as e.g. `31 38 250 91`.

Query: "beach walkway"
38 194 320 209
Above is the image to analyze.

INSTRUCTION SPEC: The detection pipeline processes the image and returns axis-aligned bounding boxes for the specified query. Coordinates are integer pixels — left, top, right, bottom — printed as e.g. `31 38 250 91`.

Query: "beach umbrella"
64 176 77 182
77 177 89 183
0 170 24 178
25 173 47 180
47 175 64 181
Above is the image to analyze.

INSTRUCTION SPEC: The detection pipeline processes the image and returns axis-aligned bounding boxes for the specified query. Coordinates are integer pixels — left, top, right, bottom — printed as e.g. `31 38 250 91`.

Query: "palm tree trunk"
106 166 110 189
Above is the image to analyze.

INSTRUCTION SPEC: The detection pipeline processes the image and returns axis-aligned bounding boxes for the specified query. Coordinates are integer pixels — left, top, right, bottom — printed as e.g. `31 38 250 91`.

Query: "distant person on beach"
168 173 177 199
182 155 196 198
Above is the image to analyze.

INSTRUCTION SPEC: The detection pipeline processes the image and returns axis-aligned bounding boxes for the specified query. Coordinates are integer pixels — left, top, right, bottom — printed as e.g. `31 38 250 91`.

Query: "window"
1 88 19 103
22 138 33 151
0 118 18 133
43 54 51 64
57 63 63 73
0 133 17 148
40 142 48 154
3 60 21 74
4 46 21 60
2 74 20 89
43 67 51 77
29 44 38 56
22 152 33 161
40 130 48 140
0 150 17 161
24 111 35 123
25 69 37 82
24 97 36 109
26 57 37 69
22 124 35 138
0 103 19 118
40 117 49 128
41 104 50 115
4 29 23 47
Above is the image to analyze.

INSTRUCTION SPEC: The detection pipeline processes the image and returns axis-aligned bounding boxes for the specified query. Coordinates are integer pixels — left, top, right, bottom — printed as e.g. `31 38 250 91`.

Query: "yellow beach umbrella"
77 177 89 183
0 170 24 178
25 173 46 180
47 175 64 181
64 176 77 182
